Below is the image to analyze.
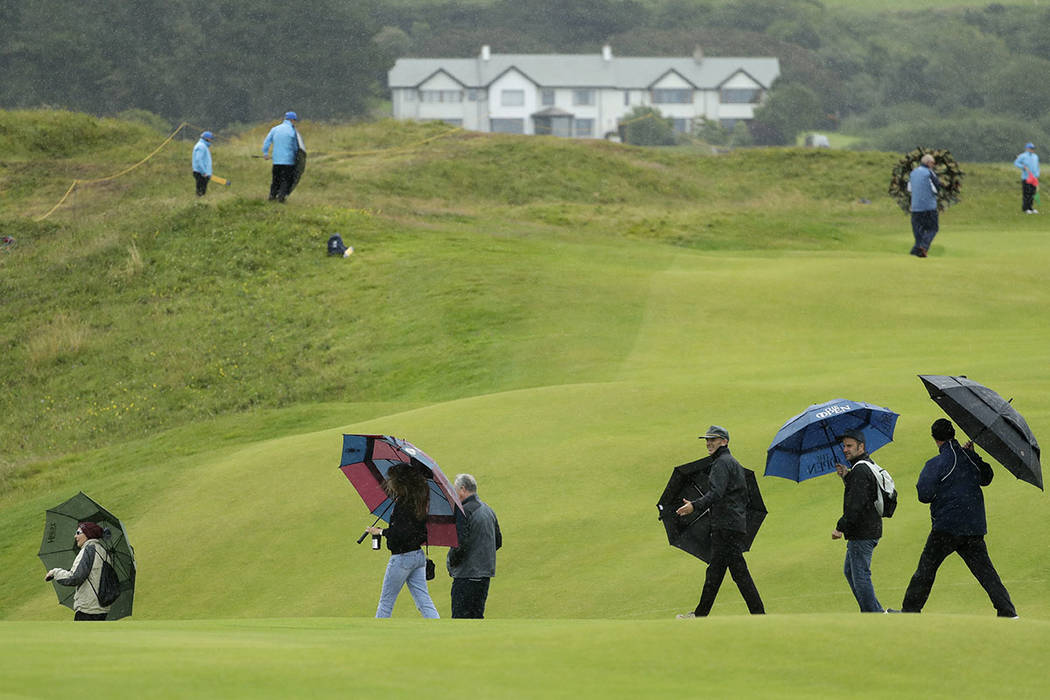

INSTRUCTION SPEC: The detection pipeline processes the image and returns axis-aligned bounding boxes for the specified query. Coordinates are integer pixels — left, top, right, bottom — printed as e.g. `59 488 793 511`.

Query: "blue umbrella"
765 399 899 482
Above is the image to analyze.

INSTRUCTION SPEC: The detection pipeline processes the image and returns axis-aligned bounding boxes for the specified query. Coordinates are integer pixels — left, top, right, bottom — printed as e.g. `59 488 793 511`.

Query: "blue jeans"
844 539 883 612
375 549 439 619
910 210 938 254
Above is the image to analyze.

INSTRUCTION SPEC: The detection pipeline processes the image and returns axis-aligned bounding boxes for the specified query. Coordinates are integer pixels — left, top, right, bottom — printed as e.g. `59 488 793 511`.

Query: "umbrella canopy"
765 398 899 482
38 492 136 620
339 434 464 547
919 375 1043 490
657 458 768 563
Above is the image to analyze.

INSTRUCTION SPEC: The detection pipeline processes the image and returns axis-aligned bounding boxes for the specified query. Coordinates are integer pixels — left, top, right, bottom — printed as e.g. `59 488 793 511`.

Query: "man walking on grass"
676 425 765 618
900 419 1017 618
908 154 941 257
832 429 886 613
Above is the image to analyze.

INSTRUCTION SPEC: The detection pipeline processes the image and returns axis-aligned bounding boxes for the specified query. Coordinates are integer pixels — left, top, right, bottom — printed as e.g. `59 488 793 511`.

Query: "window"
720 88 762 104
490 118 525 134
573 89 595 106
720 119 740 131
501 89 525 106
419 90 463 103
404 90 415 102
467 89 487 102
574 119 594 137
652 89 692 104
541 89 555 106
672 118 689 133
624 91 630 106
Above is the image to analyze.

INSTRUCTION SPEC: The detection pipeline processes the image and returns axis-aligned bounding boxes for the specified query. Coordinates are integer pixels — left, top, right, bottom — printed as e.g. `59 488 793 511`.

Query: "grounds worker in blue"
900 418 1018 618
675 425 765 618
261 111 300 202
446 473 502 618
1013 141 1040 213
192 131 213 197
907 153 941 257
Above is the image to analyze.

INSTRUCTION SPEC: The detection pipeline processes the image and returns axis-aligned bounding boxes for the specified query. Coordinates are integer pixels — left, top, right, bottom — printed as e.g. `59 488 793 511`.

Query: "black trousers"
901 530 1016 617
1022 181 1037 211
451 577 491 619
193 171 209 197
694 528 765 616
74 611 108 621
269 164 296 201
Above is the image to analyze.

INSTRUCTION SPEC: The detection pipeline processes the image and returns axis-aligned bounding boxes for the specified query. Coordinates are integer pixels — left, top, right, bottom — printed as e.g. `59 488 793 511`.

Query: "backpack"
327 234 347 256
857 459 897 518
96 550 121 606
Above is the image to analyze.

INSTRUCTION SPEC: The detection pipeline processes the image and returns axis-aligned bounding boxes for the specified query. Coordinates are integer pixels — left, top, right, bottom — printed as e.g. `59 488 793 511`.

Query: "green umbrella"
38 492 136 620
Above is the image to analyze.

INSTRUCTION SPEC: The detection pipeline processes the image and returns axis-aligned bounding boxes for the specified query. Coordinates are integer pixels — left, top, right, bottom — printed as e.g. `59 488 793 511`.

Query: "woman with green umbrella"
44 522 113 621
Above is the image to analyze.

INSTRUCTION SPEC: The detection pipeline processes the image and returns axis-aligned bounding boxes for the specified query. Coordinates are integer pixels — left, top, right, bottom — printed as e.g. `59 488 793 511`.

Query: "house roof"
388 53 780 90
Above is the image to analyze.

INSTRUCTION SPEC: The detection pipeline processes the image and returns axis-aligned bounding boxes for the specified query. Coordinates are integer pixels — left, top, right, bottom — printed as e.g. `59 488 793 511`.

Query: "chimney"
602 45 612 62
693 45 704 64
481 45 491 62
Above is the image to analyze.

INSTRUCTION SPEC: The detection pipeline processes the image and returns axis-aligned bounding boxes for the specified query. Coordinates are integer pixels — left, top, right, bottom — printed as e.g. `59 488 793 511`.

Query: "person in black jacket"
366 462 440 618
676 425 765 618
832 429 885 612
901 419 1017 617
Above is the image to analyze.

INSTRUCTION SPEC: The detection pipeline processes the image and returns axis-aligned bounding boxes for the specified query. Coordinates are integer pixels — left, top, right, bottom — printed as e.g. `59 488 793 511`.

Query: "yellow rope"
314 126 463 162
34 121 192 221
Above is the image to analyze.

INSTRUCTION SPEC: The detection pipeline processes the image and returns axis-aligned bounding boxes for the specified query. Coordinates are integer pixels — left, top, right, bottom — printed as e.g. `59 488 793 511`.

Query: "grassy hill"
1 110 1047 697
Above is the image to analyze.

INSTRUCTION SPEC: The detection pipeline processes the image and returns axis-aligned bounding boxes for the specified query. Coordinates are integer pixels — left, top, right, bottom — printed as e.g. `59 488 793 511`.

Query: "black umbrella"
657 458 768 563
919 375 1043 490
38 492 137 619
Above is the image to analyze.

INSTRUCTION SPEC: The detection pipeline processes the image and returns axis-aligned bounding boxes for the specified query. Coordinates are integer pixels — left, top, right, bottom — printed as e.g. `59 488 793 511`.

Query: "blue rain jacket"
262 119 298 165
908 165 938 212
916 440 993 537
1014 151 1040 181
191 139 212 177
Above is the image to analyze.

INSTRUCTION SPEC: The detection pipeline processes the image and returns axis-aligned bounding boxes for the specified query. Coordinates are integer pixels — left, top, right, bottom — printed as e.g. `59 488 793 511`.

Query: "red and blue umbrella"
339 434 463 546
765 399 899 482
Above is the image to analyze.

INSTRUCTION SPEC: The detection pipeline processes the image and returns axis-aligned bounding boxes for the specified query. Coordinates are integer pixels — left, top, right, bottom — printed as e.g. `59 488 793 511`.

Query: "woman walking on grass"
366 462 440 618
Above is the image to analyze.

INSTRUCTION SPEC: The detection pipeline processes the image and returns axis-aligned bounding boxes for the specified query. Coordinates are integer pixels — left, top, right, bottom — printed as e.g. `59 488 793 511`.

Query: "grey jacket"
447 494 502 579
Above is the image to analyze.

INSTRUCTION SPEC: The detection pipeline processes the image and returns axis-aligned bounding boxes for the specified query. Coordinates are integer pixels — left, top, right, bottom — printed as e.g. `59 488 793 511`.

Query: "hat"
78 522 104 540
836 428 866 444
1026 142 1035 149
285 111 298 121
931 418 956 441
698 425 729 441
201 131 214 141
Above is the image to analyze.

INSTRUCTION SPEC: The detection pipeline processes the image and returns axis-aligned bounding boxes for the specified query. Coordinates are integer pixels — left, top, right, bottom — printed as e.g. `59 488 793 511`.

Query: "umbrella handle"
356 530 370 545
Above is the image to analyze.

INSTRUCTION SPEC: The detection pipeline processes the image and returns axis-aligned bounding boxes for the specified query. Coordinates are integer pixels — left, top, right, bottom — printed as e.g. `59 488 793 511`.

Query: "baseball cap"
698 425 729 441
285 111 298 121
1026 142 1035 149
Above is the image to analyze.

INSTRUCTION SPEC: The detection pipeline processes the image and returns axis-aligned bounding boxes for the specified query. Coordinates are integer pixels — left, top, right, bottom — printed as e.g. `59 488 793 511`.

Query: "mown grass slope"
0 109 1047 696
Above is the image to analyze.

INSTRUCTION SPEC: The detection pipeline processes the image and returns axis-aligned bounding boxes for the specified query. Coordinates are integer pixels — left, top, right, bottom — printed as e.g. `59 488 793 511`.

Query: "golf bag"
857 459 897 518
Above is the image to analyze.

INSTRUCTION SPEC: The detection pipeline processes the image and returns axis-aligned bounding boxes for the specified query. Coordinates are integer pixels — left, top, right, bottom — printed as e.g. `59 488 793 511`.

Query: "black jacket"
382 501 427 554
916 440 993 536
447 494 502 579
690 445 748 533
836 453 883 540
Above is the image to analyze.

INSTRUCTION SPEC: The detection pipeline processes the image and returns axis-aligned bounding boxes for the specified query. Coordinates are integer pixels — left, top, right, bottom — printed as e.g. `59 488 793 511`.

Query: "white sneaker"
676 612 696 619
1031 209 1039 214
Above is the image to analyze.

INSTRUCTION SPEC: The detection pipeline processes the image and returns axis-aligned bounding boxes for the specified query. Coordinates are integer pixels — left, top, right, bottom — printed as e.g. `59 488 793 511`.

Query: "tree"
621 106 675 146
750 82 822 145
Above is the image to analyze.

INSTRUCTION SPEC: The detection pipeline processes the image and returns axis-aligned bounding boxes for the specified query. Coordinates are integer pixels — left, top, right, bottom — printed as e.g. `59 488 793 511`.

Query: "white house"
388 45 780 138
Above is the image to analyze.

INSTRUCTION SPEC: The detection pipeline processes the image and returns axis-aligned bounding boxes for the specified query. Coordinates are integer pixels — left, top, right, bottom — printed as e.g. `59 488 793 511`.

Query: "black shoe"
884 608 901 613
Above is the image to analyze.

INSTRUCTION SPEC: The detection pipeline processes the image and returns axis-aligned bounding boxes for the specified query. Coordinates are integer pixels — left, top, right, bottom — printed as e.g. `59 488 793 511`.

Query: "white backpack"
856 459 898 518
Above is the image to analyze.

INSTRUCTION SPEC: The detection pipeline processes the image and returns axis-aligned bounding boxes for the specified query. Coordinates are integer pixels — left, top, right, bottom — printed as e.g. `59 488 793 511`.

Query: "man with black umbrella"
900 419 1018 618
675 425 765 618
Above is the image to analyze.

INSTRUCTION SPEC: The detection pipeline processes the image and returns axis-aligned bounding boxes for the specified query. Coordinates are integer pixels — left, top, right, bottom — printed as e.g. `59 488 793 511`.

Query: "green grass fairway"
1 616 1046 698
1 112 1048 697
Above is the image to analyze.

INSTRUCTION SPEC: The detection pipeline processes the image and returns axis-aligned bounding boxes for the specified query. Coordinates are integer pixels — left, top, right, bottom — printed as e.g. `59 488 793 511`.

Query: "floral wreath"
888 147 964 213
